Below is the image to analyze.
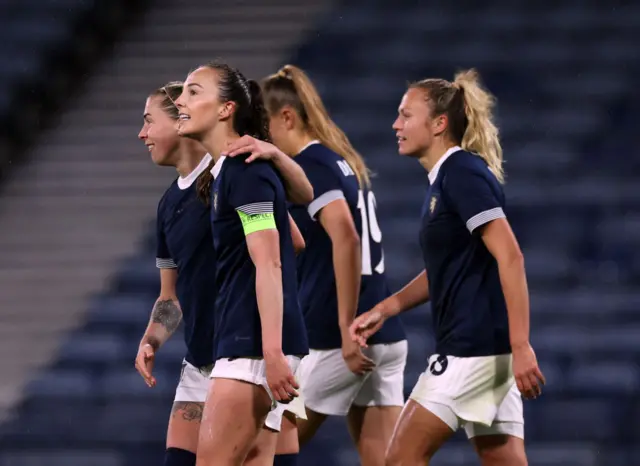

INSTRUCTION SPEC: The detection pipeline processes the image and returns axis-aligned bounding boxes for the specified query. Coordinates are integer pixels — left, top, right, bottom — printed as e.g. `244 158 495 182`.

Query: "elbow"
333 230 361 252
500 250 525 271
255 257 283 273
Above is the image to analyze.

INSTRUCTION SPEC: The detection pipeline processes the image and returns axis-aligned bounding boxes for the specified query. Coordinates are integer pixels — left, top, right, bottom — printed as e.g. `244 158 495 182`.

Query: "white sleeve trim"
236 201 274 215
156 258 177 269
467 207 505 232
307 190 345 219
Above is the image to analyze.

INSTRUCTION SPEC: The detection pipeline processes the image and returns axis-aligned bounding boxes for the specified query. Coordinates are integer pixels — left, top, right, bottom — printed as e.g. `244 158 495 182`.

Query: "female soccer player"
174 62 309 466
256 64 408 466
350 69 545 465
135 80 311 466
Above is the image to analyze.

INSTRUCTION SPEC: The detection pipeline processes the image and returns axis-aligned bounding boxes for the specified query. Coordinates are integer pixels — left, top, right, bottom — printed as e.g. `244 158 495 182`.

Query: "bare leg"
471 434 527 466
347 405 402 466
196 379 271 466
296 407 327 447
385 400 454 466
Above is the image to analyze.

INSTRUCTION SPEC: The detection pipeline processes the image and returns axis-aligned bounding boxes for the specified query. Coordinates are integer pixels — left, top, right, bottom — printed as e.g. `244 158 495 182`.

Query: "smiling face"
175 67 232 140
138 95 181 166
392 87 448 158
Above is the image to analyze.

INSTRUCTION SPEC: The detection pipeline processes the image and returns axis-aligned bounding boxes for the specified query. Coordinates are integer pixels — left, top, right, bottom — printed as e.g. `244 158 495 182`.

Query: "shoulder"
298 145 341 169
157 179 179 212
225 156 280 186
443 151 500 187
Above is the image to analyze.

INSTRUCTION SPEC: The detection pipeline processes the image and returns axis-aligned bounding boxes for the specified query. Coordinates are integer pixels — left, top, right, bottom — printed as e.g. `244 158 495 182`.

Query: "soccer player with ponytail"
351 69 545 465
173 62 309 466
257 65 407 466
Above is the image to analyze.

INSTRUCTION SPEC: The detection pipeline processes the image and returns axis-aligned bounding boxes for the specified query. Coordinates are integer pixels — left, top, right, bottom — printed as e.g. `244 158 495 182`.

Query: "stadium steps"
0 0 335 439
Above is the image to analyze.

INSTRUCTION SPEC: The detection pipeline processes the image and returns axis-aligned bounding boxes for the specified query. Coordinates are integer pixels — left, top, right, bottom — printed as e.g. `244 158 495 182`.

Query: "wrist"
263 346 284 359
510 339 530 351
378 298 399 319
143 336 160 352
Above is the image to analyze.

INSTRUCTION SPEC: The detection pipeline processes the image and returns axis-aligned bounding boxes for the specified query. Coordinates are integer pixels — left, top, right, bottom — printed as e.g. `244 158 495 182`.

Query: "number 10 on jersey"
357 190 384 275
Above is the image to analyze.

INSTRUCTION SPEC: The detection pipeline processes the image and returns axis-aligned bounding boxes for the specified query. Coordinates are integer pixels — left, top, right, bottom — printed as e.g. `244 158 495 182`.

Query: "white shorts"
173 360 213 403
409 354 524 439
210 356 307 432
297 340 408 416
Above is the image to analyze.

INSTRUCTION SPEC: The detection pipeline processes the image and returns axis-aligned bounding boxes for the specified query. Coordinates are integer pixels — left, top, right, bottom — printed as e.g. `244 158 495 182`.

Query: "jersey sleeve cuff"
307 190 345 219
156 258 177 269
237 201 274 215
466 207 506 233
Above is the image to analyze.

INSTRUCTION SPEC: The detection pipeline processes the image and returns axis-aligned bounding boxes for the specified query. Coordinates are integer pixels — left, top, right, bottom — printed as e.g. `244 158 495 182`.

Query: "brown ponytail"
263 65 371 187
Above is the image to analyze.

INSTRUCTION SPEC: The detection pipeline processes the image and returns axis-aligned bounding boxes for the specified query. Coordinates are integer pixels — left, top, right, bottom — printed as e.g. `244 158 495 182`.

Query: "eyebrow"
187 83 203 89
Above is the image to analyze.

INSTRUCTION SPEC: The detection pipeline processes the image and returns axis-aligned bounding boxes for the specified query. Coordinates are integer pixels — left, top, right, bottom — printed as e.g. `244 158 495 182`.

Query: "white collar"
298 139 320 154
428 145 462 184
177 153 212 190
210 155 227 179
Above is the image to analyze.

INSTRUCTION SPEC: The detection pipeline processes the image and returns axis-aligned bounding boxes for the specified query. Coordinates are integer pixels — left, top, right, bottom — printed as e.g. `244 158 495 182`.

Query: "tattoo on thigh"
171 402 204 422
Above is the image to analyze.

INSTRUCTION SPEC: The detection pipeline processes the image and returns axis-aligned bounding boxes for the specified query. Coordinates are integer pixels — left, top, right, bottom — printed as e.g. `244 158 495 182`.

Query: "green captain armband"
237 210 277 235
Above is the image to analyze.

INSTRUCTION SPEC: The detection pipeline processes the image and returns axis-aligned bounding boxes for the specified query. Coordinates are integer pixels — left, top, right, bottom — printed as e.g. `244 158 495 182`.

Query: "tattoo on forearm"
151 299 181 334
171 402 204 422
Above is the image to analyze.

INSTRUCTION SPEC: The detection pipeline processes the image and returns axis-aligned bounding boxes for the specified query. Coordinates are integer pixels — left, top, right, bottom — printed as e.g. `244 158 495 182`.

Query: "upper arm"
288 213 305 254
444 164 505 233
246 229 281 268
318 198 360 245
159 268 178 299
481 217 523 265
155 205 177 269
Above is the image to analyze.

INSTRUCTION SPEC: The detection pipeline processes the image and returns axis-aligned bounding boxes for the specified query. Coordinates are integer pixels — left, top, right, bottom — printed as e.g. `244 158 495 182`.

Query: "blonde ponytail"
265 65 371 187
453 69 505 183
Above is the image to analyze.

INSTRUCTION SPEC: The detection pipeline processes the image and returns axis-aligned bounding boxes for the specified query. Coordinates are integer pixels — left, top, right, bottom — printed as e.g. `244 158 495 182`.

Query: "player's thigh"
297 349 367 417
348 405 402 444
467 384 526 466
297 406 327 446
470 435 527 466
347 405 401 466
275 411 299 455
385 400 455 465
197 378 271 466
167 361 210 453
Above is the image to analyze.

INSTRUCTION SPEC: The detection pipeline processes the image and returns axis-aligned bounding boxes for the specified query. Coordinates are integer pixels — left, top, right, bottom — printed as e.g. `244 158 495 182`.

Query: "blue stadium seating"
0 0 94 117
1 0 639 465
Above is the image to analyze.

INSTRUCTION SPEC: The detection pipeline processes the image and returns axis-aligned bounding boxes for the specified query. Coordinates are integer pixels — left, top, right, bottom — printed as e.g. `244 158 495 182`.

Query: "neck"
290 131 316 157
201 124 240 163
418 138 458 172
175 139 208 177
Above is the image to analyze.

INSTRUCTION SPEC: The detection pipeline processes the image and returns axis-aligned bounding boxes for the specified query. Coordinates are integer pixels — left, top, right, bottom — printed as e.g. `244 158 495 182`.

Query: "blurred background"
0 0 638 464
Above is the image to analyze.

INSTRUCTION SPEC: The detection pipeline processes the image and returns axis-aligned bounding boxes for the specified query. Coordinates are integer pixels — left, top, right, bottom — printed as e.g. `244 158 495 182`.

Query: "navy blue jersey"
209 155 308 359
420 147 510 357
156 154 216 368
289 143 405 349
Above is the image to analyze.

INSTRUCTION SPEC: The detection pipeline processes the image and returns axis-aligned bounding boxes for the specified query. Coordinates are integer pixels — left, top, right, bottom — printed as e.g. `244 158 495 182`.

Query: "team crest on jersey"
429 196 437 214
